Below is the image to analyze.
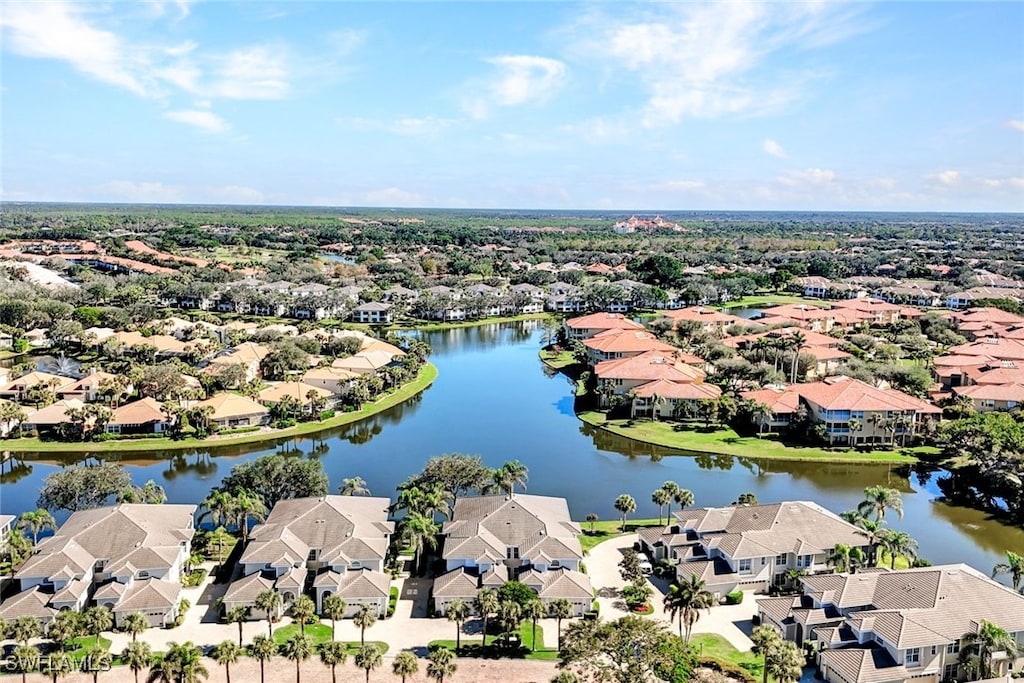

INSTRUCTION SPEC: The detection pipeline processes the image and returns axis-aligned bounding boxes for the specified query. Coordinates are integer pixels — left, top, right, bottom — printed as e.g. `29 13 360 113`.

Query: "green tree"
42 649 75 683
37 463 132 512
551 672 581 683
560 615 680 683
672 486 694 514
734 492 758 506
619 550 644 584
400 511 439 577
317 641 348 683
859 485 904 521
959 620 1019 680
220 455 328 508
827 544 865 574
48 611 81 651
354 643 383 683
445 598 470 650
17 508 56 544
248 634 277 683
392 650 419 683
475 588 499 647
411 453 492 501
664 574 714 643
121 611 149 642
121 641 153 683
492 460 529 495
255 589 282 637
85 646 112 683
651 488 671 526
496 600 523 648
878 529 918 569
766 640 804 683
992 550 1024 591
291 594 317 635
585 513 599 534
427 645 457 683
550 598 572 650
321 594 347 640
339 476 371 496
282 633 313 683
353 603 378 646
83 606 113 644
11 644 40 683
613 494 636 532
525 599 547 652
211 640 241 683
226 606 248 646
750 625 783 683
9 615 41 645
148 641 208 683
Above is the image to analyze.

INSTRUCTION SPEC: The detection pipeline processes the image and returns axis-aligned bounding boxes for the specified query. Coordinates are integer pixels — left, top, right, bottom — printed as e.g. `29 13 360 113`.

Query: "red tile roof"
741 388 801 414
632 379 721 400
595 350 706 383
792 376 941 413
582 329 677 354
565 312 645 332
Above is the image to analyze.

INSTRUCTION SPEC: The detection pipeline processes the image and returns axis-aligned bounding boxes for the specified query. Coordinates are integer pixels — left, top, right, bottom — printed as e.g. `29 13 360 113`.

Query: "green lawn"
577 518 663 554
539 348 580 372
428 623 558 661
271 623 389 654
875 549 913 570
690 633 764 682
69 635 112 658
1 362 437 454
715 294 829 310
578 411 933 464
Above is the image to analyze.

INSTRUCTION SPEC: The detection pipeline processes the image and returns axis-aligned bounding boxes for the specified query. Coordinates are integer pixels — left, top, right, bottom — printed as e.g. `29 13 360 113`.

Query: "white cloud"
560 117 630 142
779 168 837 186
94 180 185 203
929 170 960 185
363 187 423 206
1008 120 1024 132
762 139 787 158
568 3 868 125
463 55 567 119
163 109 230 132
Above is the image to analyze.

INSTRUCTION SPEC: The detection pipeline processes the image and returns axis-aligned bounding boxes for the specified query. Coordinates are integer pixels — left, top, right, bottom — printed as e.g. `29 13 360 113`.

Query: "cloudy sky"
2 1 1022 211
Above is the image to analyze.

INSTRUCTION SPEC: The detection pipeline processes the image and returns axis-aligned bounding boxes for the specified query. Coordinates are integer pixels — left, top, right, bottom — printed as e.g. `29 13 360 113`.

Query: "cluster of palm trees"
663 574 715 643
837 485 920 570
650 481 695 526
466 588 573 652
200 487 268 544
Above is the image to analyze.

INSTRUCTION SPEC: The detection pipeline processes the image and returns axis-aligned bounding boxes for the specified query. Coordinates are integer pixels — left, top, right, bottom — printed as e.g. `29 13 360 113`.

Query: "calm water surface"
2 321 1021 577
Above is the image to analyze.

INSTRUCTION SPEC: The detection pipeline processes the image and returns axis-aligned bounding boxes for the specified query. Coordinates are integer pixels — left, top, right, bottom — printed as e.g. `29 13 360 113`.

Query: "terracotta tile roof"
109 397 167 425
565 312 645 332
631 379 721 400
0 371 77 393
197 393 269 420
969 366 1024 385
595 350 706 383
660 306 756 327
723 328 839 349
949 338 1024 361
952 307 1024 326
257 381 333 404
953 383 1024 401
582 329 678 354
741 388 801 414
792 377 941 413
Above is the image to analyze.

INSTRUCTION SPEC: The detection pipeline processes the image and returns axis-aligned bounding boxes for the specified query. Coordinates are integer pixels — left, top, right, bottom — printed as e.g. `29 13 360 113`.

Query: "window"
906 648 920 665
946 641 959 654
776 555 787 566
738 559 752 572
506 546 520 560
350 560 361 569
943 664 958 681
138 570 150 579
931 646 937 656
550 560 560 568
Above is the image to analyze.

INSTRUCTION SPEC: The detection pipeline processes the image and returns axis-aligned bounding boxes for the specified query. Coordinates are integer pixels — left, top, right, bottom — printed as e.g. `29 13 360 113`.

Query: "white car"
638 559 653 574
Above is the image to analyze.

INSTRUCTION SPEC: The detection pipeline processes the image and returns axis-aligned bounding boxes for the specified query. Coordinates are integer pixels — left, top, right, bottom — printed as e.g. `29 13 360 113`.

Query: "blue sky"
2 1 1022 211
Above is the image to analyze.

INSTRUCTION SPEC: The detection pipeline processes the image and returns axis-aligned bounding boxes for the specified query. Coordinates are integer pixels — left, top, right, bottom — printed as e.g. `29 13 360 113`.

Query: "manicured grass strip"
68 635 112 658
576 518 663 554
428 623 558 661
690 633 764 682
875 549 913 570
539 348 580 371
714 294 830 310
578 411 932 464
389 312 553 332
271 624 389 654
3 363 437 454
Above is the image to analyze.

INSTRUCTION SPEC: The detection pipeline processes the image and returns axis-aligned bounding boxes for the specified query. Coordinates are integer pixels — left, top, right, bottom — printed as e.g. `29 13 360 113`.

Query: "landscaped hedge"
387 587 399 618
697 657 758 683
724 590 744 605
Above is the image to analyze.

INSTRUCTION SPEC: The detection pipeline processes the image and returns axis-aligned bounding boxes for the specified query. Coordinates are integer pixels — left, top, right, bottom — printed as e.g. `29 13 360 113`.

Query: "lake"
2 321 1022 578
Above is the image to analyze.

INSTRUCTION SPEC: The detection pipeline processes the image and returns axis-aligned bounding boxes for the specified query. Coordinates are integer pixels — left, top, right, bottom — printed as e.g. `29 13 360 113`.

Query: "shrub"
697 657 758 683
724 591 744 605
387 586 399 617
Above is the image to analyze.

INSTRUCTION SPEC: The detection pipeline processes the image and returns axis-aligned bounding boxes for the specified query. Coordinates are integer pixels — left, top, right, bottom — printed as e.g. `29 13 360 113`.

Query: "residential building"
351 302 394 324
222 496 394 618
433 494 593 617
661 307 763 335
638 501 868 597
20 399 86 436
757 564 1024 683
0 504 196 629
197 393 270 429
106 397 171 435
56 371 125 403
563 312 645 341
0 372 76 402
951 383 1024 412
581 328 678 364
257 381 334 413
740 388 801 433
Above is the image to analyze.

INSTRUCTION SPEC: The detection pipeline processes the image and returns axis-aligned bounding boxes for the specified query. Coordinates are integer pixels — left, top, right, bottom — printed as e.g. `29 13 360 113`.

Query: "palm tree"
122 641 153 683
878 530 918 569
614 493 636 532
83 606 113 646
226 606 248 646
664 573 715 642
84 646 112 683
766 640 804 683
17 508 55 544
232 489 267 541
585 513 599 534
493 460 529 496
427 646 457 683
321 594 347 640
122 611 149 643
551 672 581 683
445 598 470 650
959 620 1019 680
475 588 499 647
840 510 886 566
291 594 317 635
651 488 671 526
9 615 41 645
789 331 807 384
750 625 783 683
318 641 348 683
992 550 1024 591
661 481 682 514
148 641 208 683
858 486 904 521
42 649 75 683
339 476 371 496
255 589 282 637
392 650 419 682
211 640 241 683
496 600 523 648
248 634 277 683
673 488 695 513
826 544 865 574
354 643 383 683
550 598 572 650
282 633 313 683
525 599 546 652
400 511 439 577
353 603 378 646
11 644 39 683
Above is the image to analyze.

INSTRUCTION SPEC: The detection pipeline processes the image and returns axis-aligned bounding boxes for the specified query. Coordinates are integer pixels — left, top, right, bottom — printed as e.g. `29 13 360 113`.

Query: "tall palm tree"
427 646 457 683
211 640 241 683
148 641 208 683
496 600 523 648
321 595 347 640
525 599 547 652
282 633 313 683
9 615 41 645
766 640 804 683
959 620 1019 680
750 625 782 683
255 589 282 637
445 598 470 650
121 641 152 683
248 634 277 683
493 460 529 496
226 606 248 646
352 604 377 646
878 530 918 569
550 598 572 650
788 331 807 384
858 486 903 522
392 650 419 682
991 550 1024 591
614 494 636 532
17 508 56 544
318 641 347 683
122 611 149 643
83 606 112 646
660 482 680 513
291 595 317 635
47 611 80 652
42 649 75 683
354 643 383 683
339 476 371 496
11 644 39 683
475 588 499 647
400 511 439 577
827 544 865 574
231 489 267 541
664 573 715 643
83 647 110 682
673 488 695 513
651 488 671 526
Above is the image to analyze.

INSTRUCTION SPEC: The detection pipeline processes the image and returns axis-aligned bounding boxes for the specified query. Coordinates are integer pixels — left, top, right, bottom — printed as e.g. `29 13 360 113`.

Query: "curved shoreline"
539 351 923 465
1 363 438 455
